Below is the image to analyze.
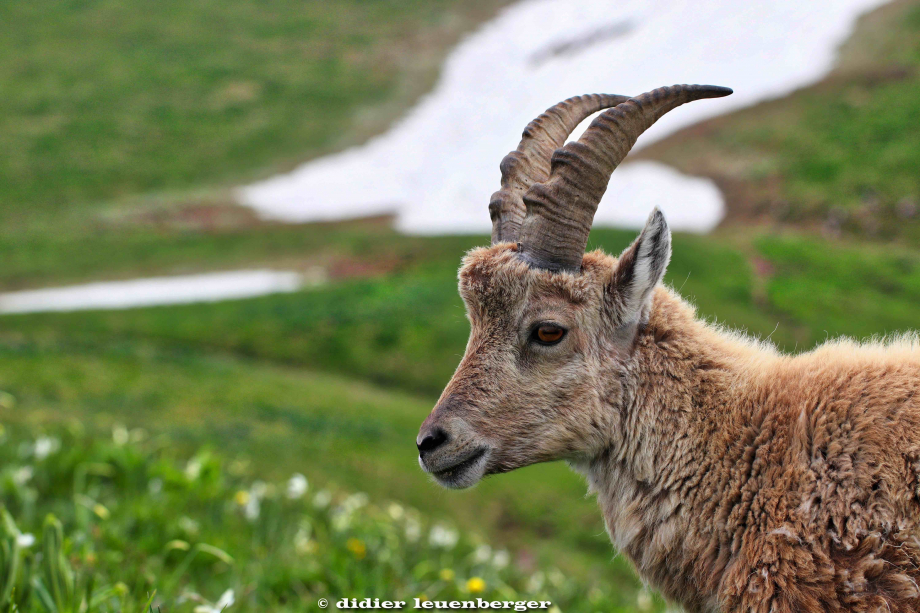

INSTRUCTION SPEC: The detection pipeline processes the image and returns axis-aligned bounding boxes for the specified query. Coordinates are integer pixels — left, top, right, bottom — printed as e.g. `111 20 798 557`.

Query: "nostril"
417 427 449 454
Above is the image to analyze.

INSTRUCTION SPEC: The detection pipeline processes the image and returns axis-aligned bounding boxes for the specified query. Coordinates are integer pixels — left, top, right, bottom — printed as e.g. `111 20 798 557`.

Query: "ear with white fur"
607 208 672 326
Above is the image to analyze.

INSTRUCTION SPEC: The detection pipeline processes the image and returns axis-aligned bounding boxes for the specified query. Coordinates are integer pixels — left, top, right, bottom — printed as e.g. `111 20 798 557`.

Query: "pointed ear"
607 208 671 326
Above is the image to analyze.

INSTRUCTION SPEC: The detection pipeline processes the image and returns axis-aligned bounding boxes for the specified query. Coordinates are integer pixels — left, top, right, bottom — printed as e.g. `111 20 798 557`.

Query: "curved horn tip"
690 84 733 98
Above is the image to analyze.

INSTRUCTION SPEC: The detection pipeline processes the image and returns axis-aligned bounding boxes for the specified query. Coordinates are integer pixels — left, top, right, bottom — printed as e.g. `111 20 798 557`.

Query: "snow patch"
239 0 887 234
0 270 307 314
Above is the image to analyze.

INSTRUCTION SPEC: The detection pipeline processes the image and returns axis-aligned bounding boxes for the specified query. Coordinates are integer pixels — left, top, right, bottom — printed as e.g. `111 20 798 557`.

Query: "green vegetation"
0 0 511 293
0 425 659 611
3 0 920 611
756 234 920 343
0 0 509 220
0 305 640 598
4 222 920 608
8 227 917 396
4 222 920 609
641 0 920 240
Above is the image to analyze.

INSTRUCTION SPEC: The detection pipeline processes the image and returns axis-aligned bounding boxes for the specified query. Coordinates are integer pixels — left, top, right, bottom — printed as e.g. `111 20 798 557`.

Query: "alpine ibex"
416 85 920 612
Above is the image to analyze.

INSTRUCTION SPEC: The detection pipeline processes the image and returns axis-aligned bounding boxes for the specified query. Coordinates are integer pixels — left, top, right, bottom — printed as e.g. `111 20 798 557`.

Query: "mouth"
422 447 490 489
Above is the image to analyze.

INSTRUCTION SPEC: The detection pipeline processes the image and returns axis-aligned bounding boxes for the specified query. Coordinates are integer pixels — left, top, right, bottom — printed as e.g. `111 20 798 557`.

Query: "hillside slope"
639 0 920 241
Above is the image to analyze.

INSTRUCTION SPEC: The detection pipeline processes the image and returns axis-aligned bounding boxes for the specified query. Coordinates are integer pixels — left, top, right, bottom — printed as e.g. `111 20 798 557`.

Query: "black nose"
417 427 448 455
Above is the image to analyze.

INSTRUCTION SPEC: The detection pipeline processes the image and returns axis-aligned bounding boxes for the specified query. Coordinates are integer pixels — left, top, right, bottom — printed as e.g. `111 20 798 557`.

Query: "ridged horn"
517 84 733 272
489 93 631 245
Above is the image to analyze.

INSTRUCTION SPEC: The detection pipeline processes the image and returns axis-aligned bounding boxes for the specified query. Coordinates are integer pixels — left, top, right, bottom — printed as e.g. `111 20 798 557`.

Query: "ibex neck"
583 287 774 611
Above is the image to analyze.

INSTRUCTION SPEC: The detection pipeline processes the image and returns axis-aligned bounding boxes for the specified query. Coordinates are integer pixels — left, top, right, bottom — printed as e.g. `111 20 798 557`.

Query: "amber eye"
533 324 566 345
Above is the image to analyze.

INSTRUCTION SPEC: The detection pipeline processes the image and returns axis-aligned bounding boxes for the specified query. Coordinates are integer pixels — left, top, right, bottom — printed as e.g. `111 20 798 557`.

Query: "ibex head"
417 85 731 488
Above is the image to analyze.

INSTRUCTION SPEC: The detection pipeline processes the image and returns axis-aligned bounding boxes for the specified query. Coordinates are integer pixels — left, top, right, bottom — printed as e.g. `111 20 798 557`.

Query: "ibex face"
418 214 669 488
416 85 732 489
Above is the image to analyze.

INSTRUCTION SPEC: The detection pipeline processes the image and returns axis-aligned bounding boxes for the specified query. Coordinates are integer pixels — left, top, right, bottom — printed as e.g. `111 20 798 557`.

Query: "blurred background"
1 1 919 611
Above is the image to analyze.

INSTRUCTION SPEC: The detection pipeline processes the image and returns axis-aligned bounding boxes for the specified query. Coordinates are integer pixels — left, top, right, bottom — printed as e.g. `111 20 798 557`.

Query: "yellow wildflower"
417 595 429 603
234 490 250 505
439 568 455 582
92 503 110 520
466 577 486 594
346 538 367 559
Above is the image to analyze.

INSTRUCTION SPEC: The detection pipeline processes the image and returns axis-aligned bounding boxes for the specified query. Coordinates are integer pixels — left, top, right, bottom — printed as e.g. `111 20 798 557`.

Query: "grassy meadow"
2 0 920 611
0 0 512 221
0 424 658 612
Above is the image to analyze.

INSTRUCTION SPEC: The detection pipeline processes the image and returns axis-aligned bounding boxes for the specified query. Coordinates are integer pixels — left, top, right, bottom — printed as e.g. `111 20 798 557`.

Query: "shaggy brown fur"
417 238 920 612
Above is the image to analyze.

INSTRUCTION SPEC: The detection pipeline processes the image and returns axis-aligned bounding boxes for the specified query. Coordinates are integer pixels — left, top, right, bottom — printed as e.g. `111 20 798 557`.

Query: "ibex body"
416 85 920 612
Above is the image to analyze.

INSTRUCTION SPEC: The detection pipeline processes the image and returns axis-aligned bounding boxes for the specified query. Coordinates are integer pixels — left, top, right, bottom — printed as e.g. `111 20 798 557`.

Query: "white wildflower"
148 478 163 495
112 425 129 446
429 524 459 549
194 589 235 613
473 544 492 564
527 571 545 593
312 490 332 509
33 437 60 460
250 480 267 499
185 458 202 481
178 516 200 536
294 528 315 555
387 502 404 521
492 549 510 569
16 533 35 548
404 517 421 542
330 508 352 532
243 495 260 522
341 493 368 513
286 474 308 499
11 466 33 486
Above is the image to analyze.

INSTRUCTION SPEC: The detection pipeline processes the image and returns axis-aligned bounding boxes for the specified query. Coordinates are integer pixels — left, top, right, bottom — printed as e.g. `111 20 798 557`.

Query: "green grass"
4 0 920 610
0 339 639 590
4 222 920 581
0 0 510 295
0 426 662 611
0 227 770 395
3 222 920 612
0 213 479 291
0 227 846 396
0 0 509 222
756 233 920 343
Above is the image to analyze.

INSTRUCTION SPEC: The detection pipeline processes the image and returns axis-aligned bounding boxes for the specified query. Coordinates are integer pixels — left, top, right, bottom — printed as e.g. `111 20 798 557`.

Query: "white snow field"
0 270 305 314
239 0 887 235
